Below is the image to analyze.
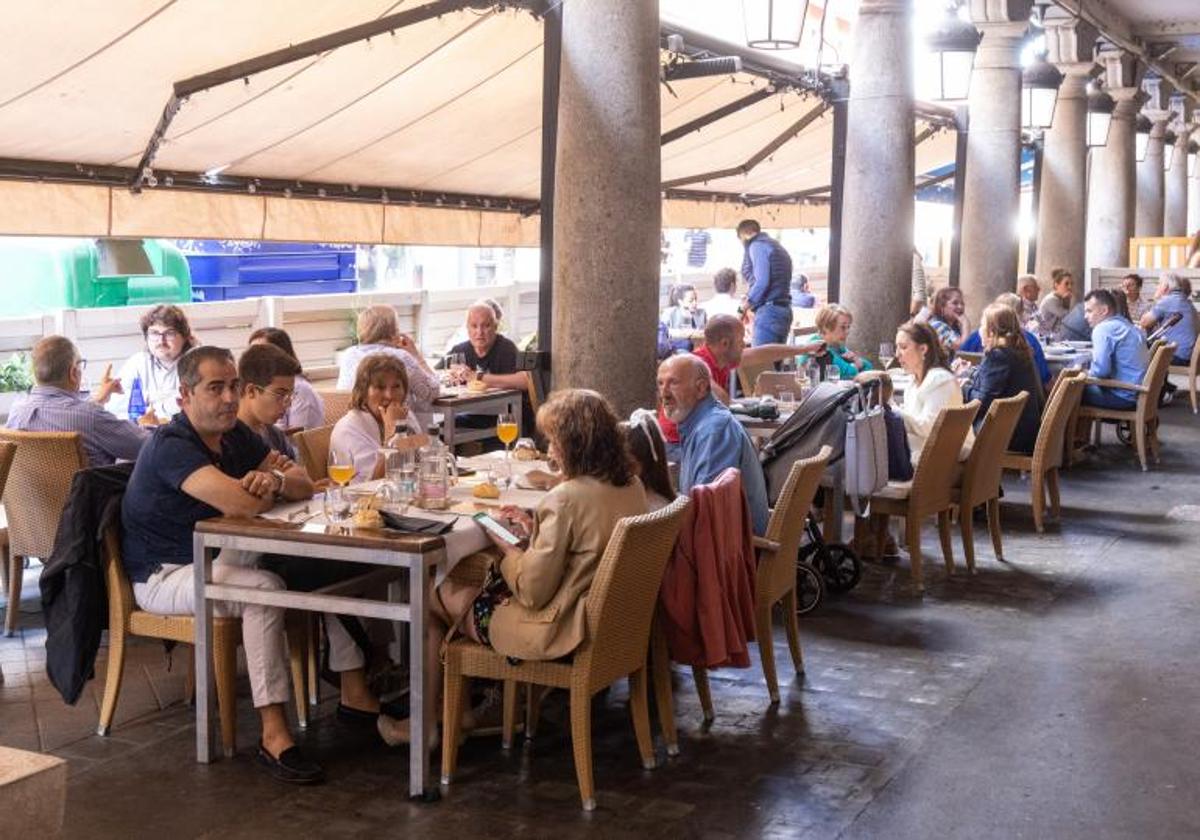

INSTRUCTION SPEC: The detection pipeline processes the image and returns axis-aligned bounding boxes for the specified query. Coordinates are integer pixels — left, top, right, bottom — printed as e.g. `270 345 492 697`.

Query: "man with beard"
656 354 768 535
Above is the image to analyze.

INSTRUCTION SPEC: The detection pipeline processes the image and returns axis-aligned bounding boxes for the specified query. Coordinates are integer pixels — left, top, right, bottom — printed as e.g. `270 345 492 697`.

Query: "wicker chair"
677 447 832 734
97 527 309 753
0 430 87 636
865 402 979 594
1076 342 1175 472
737 360 773 397
1001 371 1086 532
754 371 804 399
294 424 334 482
441 496 691 811
1169 338 1200 415
320 390 353 426
951 393 1029 573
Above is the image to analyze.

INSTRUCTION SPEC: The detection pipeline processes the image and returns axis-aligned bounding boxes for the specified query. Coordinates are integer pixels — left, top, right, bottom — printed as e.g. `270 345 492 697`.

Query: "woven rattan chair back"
909 402 979 517
578 495 691 690
960 393 1028 511
760 446 831 600
754 371 802 399
0 429 86 558
320 391 353 426
1032 369 1085 470
1138 342 1175 429
294 424 334 482
0 442 14 503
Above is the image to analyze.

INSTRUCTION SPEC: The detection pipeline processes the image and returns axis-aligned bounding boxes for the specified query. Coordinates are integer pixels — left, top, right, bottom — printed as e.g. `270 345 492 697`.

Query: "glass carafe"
418 438 450 510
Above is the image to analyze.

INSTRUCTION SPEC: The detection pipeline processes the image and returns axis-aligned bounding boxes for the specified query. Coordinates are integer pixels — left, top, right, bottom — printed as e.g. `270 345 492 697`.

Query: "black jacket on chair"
40 462 134 705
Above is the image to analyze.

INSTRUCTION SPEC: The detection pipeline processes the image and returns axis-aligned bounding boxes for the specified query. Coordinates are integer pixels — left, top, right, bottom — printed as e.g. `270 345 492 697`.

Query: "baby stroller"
759 382 865 613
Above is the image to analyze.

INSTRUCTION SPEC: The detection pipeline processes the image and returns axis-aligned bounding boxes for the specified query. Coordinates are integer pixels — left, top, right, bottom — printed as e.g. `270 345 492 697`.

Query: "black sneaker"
336 697 410 728
255 742 324 785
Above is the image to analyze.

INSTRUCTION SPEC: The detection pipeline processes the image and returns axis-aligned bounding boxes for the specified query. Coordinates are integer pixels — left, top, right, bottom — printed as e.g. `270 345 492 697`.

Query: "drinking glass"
322 486 353 527
879 342 895 370
779 391 796 411
825 365 841 383
497 412 519 481
327 448 356 487
385 449 417 505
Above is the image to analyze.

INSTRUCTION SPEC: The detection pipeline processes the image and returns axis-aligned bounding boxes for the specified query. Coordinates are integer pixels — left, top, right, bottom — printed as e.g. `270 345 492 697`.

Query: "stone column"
960 2 1032 321
840 0 914 353
1033 19 1096 283
550 0 660 415
1085 87 1141 271
1190 142 1200 234
1135 79 1170 237
1164 106 1192 236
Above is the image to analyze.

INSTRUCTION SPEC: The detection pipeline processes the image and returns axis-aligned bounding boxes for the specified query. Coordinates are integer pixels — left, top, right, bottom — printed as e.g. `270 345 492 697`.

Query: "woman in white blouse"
248 327 324 430
894 321 974 464
331 354 427 483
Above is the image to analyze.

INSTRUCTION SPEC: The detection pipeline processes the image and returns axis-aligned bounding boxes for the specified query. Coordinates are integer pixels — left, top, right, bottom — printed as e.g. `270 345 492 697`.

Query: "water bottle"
127 374 146 423
806 359 820 391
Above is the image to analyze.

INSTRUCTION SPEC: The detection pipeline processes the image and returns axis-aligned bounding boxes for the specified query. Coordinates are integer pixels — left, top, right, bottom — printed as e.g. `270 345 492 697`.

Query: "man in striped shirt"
5 336 149 466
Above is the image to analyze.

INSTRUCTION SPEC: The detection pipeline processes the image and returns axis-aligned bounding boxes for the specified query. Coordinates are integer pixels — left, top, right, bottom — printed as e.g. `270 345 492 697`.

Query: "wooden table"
191 517 446 800
433 387 523 452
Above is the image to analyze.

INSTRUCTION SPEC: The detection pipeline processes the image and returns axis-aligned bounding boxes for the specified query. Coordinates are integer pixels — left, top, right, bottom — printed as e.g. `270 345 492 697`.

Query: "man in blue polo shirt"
1140 272 1196 365
657 354 769 535
738 218 793 347
121 346 387 785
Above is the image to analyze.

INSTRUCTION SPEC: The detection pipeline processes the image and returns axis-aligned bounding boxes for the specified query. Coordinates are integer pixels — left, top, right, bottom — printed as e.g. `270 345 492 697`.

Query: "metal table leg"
192 533 216 763
408 557 431 800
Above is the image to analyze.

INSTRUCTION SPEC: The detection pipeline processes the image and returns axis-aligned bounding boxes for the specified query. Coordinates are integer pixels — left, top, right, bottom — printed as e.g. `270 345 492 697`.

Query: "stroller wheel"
1115 421 1133 446
818 543 862 593
794 563 824 614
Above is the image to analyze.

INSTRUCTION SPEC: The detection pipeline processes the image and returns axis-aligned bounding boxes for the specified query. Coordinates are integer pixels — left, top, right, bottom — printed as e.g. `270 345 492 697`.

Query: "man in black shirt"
443 301 533 436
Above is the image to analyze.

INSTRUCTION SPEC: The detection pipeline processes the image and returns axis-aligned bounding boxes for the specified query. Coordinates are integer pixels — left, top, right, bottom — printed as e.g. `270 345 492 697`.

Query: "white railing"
0 283 540 403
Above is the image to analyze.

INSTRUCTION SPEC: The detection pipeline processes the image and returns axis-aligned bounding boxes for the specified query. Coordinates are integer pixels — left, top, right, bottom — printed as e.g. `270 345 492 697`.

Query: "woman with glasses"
106 304 197 422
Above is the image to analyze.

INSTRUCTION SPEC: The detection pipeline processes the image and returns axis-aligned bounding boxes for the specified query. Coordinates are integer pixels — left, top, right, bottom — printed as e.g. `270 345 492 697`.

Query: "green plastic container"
0 238 191 317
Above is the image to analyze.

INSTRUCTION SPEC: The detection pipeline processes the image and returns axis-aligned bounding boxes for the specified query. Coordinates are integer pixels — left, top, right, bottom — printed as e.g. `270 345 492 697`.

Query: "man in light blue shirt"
657 355 769 535
6 336 149 466
1082 289 1149 410
1139 272 1196 365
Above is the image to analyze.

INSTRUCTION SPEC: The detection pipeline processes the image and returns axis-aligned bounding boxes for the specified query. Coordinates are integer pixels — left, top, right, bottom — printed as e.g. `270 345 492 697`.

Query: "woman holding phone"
378 389 647 745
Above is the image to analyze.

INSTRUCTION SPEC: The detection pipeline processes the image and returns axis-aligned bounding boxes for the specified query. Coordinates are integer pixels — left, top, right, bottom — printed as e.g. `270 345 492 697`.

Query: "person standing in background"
685 228 712 268
737 219 793 346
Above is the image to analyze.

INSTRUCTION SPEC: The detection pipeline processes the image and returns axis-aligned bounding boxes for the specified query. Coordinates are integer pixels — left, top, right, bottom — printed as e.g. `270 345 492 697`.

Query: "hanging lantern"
1135 115 1151 162
1021 53 1064 130
919 4 981 102
1085 87 1114 148
741 0 810 50
1163 130 1177 172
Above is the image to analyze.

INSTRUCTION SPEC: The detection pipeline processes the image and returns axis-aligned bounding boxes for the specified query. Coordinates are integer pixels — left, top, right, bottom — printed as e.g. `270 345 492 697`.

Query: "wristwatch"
270 468 287 496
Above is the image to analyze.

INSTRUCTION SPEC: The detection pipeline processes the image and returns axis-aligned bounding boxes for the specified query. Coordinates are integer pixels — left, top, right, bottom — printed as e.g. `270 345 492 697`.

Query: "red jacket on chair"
658 467 757 668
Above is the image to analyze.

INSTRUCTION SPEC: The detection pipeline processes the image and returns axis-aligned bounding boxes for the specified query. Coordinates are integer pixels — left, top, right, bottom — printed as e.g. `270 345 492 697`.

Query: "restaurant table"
190 456 553 797
434 387 523 452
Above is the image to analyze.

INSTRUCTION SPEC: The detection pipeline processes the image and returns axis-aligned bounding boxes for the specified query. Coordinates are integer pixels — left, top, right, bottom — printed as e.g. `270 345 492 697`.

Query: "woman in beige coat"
379 389 647 745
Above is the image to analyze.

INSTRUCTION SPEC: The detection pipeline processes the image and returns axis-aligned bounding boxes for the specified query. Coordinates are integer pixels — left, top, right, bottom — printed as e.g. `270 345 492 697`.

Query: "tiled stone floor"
4 408 1200 838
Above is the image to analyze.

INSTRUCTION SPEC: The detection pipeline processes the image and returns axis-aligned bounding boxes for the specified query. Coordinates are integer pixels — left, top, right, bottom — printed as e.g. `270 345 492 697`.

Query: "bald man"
442 301 531 438
657 354 768 535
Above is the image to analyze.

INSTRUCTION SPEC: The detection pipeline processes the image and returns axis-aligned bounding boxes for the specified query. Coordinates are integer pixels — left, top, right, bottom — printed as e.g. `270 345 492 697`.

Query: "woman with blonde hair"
330 353 428 482
335 304 440 424
963 304 1044 454
808 303 873 378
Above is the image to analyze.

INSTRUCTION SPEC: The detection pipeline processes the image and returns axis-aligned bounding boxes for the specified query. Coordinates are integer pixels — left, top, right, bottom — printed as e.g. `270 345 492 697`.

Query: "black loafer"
255 742 324 785
337 697 409 727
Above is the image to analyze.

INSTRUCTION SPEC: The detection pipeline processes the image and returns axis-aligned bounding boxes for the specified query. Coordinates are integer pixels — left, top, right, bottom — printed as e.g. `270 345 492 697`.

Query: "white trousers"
133 551 364 709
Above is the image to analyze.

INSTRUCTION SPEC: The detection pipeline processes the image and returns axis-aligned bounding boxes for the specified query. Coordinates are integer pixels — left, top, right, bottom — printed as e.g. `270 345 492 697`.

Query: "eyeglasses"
146 329 180 342
261 386 294 404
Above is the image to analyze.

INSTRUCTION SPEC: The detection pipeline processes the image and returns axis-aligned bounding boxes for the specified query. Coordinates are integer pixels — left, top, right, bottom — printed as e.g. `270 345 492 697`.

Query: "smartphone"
472 512 524 546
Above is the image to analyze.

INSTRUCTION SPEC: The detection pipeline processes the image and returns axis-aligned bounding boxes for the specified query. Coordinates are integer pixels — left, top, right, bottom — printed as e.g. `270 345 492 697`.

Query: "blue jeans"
752 302 793 346
1082 384 1136 410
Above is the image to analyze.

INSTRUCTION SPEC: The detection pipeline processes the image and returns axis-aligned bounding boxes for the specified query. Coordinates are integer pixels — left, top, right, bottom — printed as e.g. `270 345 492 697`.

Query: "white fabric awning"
0 2 954 241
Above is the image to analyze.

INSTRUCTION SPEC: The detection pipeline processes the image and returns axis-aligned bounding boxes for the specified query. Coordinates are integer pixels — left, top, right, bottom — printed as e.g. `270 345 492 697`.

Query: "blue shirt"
6 385 149 467
1088 316 1149 404
677 395 769 535
121 413 269 583
1150 291 1196 362
741 233 792 311
960 329 1051 385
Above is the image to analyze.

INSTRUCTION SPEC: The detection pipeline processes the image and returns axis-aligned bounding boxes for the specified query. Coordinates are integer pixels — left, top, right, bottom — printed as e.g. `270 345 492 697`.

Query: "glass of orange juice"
327 448 356 487
497 412 518 479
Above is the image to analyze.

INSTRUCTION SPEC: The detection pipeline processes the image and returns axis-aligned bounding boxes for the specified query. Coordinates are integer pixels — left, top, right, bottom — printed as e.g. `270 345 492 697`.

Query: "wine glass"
497 412 519 480
879 342 895 371
327 448 356 487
